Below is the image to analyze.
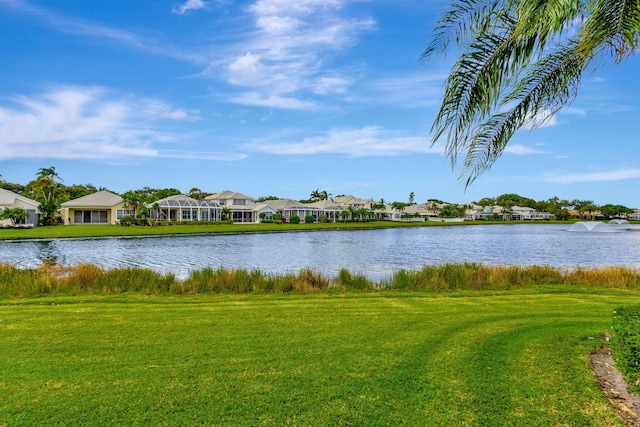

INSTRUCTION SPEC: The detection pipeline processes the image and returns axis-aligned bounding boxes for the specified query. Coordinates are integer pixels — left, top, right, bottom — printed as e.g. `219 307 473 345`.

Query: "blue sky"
1 0 639 207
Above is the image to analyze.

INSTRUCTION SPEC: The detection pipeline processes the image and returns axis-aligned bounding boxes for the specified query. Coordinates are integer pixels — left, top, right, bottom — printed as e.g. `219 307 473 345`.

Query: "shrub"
119 216 136 226
611 305 640 394
273 214 282 221
259 212 266 220
319 215 329 223
289 215 301 224
304 215 315 223
335 269 373 290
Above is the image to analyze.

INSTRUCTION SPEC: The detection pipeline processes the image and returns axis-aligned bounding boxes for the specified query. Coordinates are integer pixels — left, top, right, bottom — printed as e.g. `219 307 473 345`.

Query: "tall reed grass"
1 262 639 298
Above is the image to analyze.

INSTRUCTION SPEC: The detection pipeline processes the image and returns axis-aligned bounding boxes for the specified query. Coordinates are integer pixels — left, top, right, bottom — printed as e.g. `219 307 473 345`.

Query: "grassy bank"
2 262 640 298
1 289 637 426
0 219 576 240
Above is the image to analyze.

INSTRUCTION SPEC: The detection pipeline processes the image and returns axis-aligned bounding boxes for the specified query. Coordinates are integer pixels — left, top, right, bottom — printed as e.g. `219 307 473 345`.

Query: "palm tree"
423 1 640 185
121 190 145 216
31 166 64 225
0 207 29 227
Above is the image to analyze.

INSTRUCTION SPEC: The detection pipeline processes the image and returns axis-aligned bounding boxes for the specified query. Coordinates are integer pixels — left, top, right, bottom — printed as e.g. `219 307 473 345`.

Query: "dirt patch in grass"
591 338 640 426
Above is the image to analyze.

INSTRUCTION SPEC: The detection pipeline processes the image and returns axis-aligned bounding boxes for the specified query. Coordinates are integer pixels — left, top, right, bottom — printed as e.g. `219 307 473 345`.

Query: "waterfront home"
148 194 221 222
254 199 321 222
60 190 129 225
306 199 346 222
0 188 40 226
331 195 375 210
205 190 256 223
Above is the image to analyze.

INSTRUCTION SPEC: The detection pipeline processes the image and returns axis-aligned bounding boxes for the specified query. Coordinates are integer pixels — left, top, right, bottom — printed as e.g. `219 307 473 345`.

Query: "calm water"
1 224 639 280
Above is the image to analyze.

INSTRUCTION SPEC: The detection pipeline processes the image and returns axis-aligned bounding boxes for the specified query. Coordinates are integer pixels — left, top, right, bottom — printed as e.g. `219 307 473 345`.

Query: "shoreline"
0 219 606 242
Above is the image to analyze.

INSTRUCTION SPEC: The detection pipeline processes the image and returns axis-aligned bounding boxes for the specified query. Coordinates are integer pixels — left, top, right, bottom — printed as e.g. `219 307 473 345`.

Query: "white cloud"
523 109 559 130
240 126 439 157
2 0 205 63
228 92 316 109
212 0 375 109
504 144 543 155
0 86 235 161
545 168 640 184
173 0 209 15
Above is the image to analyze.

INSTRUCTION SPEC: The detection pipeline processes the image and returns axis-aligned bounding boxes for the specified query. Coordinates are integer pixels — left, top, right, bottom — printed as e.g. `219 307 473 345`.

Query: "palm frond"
580 0 640 62
461 43 586 185
422 0 503 61
432 13 542 167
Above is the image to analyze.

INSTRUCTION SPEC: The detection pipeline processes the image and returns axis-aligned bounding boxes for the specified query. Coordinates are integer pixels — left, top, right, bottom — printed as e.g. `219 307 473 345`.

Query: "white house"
0 188 40 226
205 190 256 223
148 194 221 222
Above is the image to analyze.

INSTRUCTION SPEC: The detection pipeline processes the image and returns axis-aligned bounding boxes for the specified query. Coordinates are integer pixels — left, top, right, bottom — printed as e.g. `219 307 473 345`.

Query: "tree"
600 204 633 218
121 190 145 215
309 189 330 202
476 197 495 207
579 204 600 220
439 204 465 218
189 187 203 201
408 192 415 205
391 202 407 218
28 166 65 225
0 207 29 227
554 209 572 221
221 206 232 221
423 1 640 185
371 198 386 210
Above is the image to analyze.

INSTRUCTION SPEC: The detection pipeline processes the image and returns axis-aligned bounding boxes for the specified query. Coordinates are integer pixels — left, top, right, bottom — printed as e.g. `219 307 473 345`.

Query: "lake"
1 223 639 280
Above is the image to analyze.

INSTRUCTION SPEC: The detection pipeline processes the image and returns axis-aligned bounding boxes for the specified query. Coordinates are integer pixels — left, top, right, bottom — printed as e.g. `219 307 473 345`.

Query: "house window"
233 199 245 206
26 209 35 224
74 210 108 223
201 211 209 221
182 210 195 220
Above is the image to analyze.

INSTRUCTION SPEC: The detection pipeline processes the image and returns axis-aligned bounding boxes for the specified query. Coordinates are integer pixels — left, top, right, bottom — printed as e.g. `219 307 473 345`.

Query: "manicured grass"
1 288 637 426
0 219 576 240
611 304 640 393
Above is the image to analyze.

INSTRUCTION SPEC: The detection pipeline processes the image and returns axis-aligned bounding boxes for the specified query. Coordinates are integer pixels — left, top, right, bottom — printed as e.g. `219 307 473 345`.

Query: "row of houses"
2 187 639 227
55 191 377 225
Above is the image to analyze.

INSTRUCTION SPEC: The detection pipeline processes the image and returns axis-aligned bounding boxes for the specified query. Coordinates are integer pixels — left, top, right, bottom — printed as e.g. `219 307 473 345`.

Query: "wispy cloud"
523 109 559 130
504 144 544 155
240 126 439 157
210 0 375 109
354 72 449 108
545 168 640 184
0 86 239 161
0 0 205 63
228 92 316 109
173 0 209 15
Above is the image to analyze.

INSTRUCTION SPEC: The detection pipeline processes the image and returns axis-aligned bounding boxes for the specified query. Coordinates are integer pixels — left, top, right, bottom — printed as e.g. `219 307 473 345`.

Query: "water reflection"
1 224 639 280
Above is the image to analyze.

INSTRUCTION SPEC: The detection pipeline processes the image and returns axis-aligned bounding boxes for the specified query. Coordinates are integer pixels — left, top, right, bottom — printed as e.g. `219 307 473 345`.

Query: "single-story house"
60 190 130 225
253 199 321 222
148 194 221 222
0 188 40 226
306 199 346 222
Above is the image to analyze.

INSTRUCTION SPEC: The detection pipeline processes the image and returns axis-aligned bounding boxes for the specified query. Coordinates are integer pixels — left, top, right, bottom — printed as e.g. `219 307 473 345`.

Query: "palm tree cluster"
423 0 640 185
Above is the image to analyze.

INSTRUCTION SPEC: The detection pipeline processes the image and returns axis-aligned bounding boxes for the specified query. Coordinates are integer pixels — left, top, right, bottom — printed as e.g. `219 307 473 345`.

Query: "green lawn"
1 288 637 426
0 219 577 240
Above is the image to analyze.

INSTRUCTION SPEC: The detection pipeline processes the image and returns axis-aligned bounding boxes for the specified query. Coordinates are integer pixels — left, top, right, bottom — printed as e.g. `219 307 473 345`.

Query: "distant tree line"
0 170 637 226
